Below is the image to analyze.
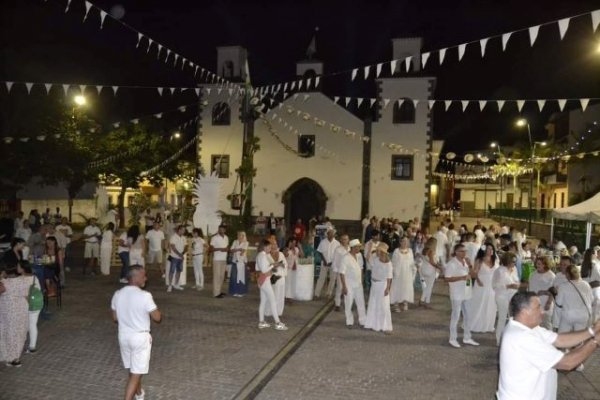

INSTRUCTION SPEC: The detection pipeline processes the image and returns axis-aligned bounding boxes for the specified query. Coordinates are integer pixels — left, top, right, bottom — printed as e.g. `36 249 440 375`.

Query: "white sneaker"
449 340 461 348
258 321 271 329
174 285 184 291
134 389 145 400
463 339 480 346
274 322 289 331
167 285 172 293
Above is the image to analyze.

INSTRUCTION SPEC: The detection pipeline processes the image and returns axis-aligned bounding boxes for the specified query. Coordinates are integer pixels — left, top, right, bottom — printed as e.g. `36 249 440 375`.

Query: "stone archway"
282 178 327 230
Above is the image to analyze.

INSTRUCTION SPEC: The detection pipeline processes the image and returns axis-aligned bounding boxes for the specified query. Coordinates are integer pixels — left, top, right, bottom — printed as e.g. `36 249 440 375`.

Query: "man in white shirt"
434 226 449 264
331 234 350 311
111 265 162 400
444 243 479 348
463 233 480 266
145 222 165 277
83 218 102 275
314 229 340 299
167 225 187 293
340 239 366 328
55 217 73 275
497 292 600 400
210 225 229 298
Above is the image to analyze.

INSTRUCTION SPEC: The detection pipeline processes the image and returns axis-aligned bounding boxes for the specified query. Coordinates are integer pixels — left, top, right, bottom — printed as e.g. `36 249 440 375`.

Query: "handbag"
568 280 594 325
29 276 44 312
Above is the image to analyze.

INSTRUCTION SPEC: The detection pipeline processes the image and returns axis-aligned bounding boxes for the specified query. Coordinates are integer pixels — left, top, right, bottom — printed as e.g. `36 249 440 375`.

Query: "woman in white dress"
418 238 442 309
390 237 416 312
467 243 499 333
265 238 288 317
283 238 303 301
580 248 600 321
127 225 145 267
100 222 114 275
555 264 594 333
228 231 249 297
493 252 521 345
528 255 556 329
256 240 287 331
365 243 393 333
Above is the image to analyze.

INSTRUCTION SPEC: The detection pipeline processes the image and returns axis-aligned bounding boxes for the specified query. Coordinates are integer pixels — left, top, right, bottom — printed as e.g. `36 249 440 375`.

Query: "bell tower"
216 46 248 82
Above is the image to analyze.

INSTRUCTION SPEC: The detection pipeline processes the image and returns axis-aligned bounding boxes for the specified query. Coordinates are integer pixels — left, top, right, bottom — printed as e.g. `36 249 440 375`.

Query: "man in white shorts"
111 265 162 400
145 222 165 277
83 218 102 275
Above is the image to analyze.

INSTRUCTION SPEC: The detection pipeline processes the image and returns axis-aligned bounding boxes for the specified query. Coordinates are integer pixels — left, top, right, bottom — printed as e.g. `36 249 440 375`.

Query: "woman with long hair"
467 243 499 333
418 237 442 309
365 243 393 333
265 236 288 317
528 255 556 329
390 237 416 312
256 240 288 331
229 231 249 297
493 252 521 345
100 222 115 276
127 225 145 267
555 264 593 333
3 238 25 267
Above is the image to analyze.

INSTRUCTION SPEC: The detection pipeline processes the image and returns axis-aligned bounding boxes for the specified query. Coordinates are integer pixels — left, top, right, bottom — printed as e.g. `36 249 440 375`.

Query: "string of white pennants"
255 8 600 92
44 0 237 89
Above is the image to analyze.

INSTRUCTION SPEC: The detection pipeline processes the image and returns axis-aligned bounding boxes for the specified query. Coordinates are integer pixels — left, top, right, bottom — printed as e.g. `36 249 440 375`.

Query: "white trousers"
345 286 366 326
28 310 41 350
420 275 436 303
192 255 204 287
100 244 112 275
259 280 280 323
265 278 285 317
315 265 331 297
496 296 510 345
334 274 343 307
450 299 472 342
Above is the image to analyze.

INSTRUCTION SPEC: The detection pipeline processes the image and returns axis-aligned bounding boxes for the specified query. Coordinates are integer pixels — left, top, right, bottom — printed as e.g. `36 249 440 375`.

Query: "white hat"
349 239 361 247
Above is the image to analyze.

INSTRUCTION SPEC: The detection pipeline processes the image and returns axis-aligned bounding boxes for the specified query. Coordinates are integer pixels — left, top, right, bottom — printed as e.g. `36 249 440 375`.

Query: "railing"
488 208 554 224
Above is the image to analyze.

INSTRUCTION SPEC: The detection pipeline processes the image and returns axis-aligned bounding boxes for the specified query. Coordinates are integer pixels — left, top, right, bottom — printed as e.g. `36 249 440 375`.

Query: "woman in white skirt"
390 237 416 312
283 238 302 301
100 222 115 275
256 240 288 331
265 238 288 317
191 228 205 290
419 238 442 309
466 243 499 333
528 255 556 329
365 243 393 333
493 252 521 345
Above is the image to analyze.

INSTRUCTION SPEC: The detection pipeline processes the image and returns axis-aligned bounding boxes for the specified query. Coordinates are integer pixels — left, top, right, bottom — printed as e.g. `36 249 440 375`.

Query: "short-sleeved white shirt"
445 257 472 301
145 229 165 252
371 258 393 281
210 234 229 261
117 232 129 253
55 224 73 245
332 245 349 273
256 251 271 273
497 319 563 400
339 253 363 289
83 225 102 243
317 238 340 265
529 271 556 309
493 267 520 299
111 286 158 336
169 234 186 259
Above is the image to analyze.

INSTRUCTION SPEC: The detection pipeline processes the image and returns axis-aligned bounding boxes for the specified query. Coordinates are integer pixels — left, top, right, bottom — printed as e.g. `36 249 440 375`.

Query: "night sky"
1 0 599 154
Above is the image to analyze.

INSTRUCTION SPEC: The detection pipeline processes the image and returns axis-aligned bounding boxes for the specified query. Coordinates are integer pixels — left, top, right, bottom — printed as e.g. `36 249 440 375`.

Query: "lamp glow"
74 95 87 106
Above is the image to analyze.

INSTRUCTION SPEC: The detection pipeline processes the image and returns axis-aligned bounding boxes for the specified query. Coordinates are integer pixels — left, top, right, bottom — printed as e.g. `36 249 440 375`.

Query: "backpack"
29 276 44 312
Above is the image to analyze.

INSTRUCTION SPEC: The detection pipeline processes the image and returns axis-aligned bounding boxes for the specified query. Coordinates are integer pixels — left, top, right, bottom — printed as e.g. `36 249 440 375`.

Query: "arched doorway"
282 178 327 230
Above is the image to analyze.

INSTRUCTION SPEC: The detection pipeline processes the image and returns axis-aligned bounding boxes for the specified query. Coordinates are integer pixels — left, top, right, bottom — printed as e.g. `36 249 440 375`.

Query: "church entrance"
283 178 327 231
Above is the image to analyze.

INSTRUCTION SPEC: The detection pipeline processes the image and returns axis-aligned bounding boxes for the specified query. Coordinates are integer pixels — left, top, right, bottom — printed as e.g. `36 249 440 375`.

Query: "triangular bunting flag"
428 100 436 110
528 25 540 46
351 69 358 81
65 0 72 13
357 98 364 108
206 88 211 95
293 93 299 101
580 98 590 112
479 100 486 111
444 100 452 111
390 60 397 74
334 96 340 103
558 99 567 112
364 66 370 79
558 18 570 40
62 84 69 96
421 53 430 69
461 100 469 112
314 77 320 88
5 82 13 93
592 10 600 32
136 33 143 48
382 99 391 109
157 87 163 96
83 1 93 21
397 99 405 109
501 32 512 51
517 100 525 112
345 97 351 107
497 100 506 112
112 86 119 95
283 82 289 92
79 85 86 94
45 83 52 94
146 38 154 53
537 100 546 111
439 48 447 65
303 94 310 102
228 89 234 96
306 78 312 89
298 80 303 90
480 38 489 57
458 44 466 61
178 106 186 112
100 11 108 29
370 98 377 107
96 85 102 94
155 113 163 119
405 56 412 72
376 63 383 77
132 119 139 124
413 99 419 108
156 44 163 58
25 83 34 94
217 88 222 95
291 81 296 90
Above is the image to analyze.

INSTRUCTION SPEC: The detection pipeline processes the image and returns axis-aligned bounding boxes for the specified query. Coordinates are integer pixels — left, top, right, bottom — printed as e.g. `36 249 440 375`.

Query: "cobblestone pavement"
1 258 599 399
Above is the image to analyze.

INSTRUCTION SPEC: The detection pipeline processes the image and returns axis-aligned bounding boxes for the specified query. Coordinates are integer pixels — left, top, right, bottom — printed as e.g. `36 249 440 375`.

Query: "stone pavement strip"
1 266 599 400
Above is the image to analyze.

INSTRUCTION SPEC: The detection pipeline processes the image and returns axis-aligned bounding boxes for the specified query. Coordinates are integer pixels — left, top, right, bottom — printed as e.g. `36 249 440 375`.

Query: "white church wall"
253 92 364 220
370 77 435 222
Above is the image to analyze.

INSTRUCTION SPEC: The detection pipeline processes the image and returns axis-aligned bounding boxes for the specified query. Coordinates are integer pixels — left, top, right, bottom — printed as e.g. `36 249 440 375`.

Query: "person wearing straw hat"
365 243 393 333
339 239 366 328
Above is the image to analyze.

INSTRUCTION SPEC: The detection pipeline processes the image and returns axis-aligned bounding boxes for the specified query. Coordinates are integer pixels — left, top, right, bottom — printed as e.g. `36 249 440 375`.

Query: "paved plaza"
1 258 599 399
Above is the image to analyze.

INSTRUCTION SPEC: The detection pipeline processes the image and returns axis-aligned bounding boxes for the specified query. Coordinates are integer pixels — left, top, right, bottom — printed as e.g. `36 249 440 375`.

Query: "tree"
98 122 183 228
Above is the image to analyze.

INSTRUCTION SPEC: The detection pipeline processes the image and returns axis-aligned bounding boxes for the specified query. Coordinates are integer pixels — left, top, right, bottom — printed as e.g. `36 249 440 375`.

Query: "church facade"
197 38 435 227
